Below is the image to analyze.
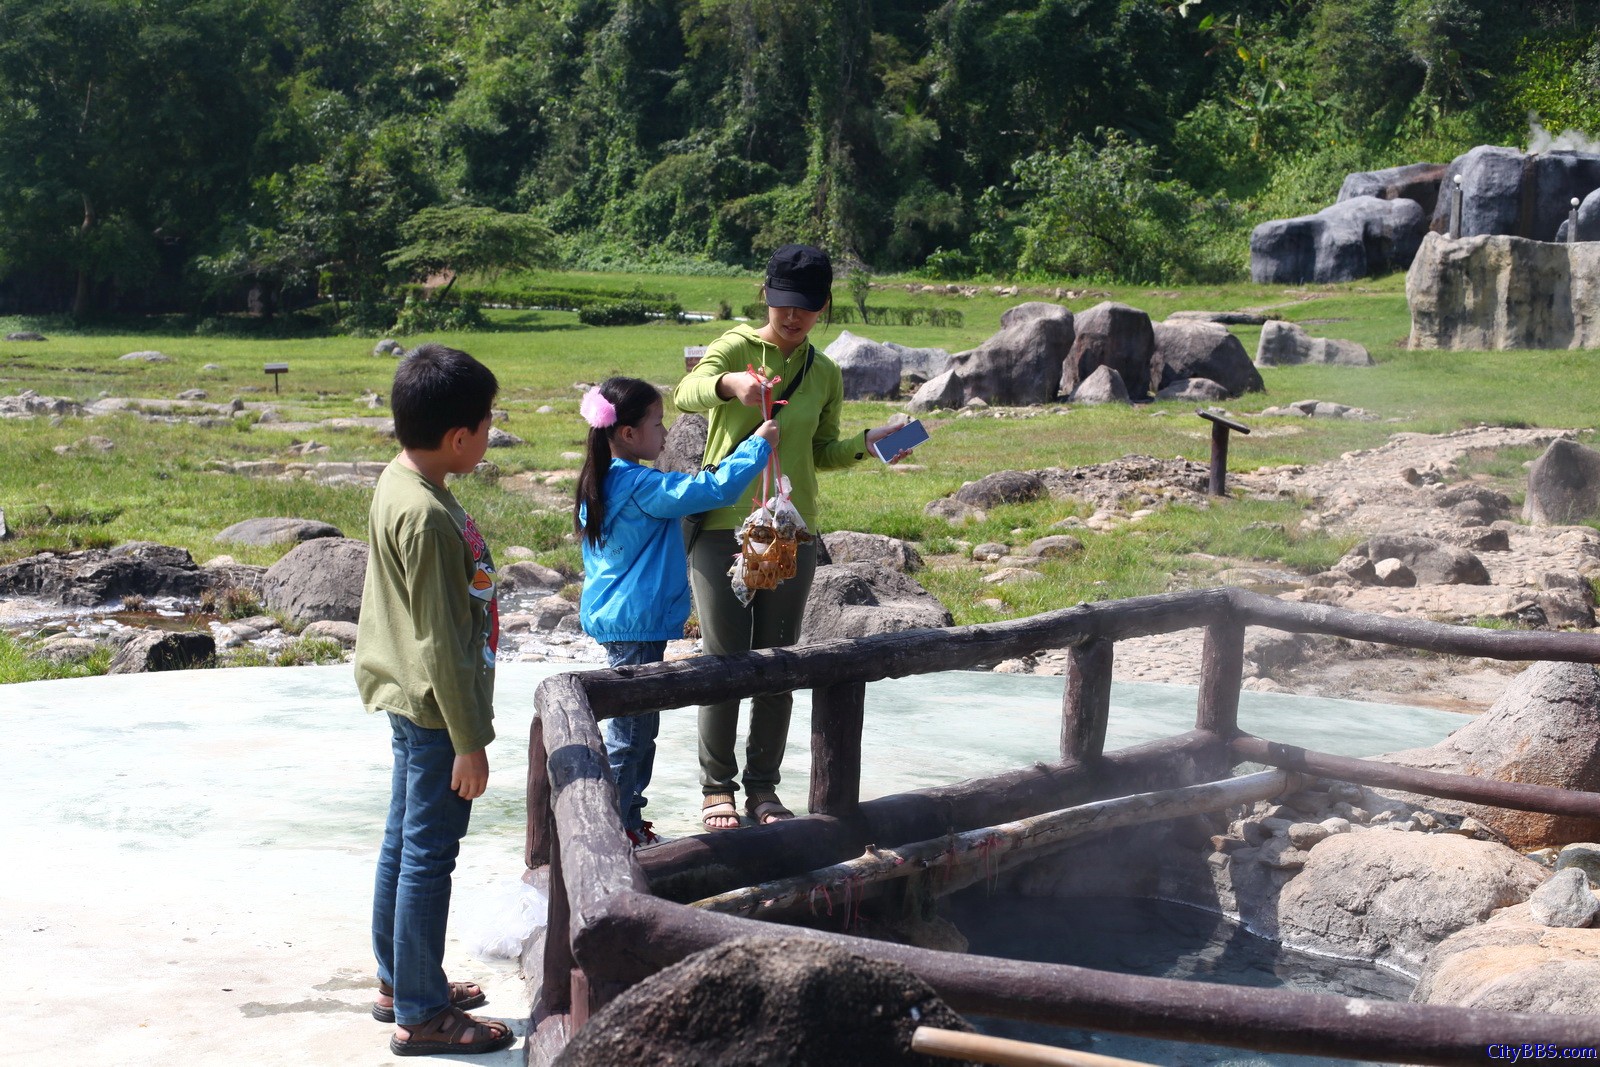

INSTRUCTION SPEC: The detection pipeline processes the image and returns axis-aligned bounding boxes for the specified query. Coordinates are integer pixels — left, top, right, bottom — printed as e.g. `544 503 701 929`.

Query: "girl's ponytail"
573 376 663 546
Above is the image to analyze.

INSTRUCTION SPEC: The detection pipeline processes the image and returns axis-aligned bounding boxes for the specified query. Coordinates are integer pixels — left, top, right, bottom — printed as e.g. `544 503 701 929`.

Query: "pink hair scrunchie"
580 387 616 429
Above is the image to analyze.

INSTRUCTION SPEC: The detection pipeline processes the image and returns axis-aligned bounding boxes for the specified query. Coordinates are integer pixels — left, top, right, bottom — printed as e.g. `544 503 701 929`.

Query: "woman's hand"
755 419 780 447
715 371 769 406
866 414 913 464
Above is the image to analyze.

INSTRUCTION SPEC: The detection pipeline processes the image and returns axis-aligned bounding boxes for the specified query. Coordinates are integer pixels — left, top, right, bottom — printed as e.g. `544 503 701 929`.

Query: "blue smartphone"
871 419 930 462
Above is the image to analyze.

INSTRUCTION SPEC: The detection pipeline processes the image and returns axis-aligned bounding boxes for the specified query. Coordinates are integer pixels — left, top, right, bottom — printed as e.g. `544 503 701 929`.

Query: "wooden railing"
526 586 1600 1065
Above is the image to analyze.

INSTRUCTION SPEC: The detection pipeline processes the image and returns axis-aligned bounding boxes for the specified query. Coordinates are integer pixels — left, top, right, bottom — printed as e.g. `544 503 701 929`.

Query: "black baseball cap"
764 244 833 312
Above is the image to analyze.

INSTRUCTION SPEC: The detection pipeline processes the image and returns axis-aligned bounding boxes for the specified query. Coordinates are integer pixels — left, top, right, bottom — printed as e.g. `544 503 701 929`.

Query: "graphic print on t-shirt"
461 514 499 662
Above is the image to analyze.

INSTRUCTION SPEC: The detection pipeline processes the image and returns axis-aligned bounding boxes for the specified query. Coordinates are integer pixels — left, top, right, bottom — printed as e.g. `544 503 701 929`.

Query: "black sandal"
373 979 487 1023
390 1005 513 1057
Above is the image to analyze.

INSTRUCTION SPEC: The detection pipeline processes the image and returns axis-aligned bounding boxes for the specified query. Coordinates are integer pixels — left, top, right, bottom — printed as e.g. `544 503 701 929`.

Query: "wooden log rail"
527 584 1600 1063
691 769 1305 918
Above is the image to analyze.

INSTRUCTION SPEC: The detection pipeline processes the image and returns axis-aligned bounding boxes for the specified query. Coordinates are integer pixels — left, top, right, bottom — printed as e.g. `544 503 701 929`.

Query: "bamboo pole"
690 769 1300 917
912 1027 1156 1067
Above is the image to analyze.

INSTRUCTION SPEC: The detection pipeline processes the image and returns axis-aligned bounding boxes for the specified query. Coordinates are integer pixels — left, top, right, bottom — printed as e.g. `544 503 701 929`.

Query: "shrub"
391 298 488 334
578 300 682 326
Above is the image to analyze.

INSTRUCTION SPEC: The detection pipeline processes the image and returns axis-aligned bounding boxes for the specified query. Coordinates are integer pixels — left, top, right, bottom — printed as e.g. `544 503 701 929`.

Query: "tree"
386 205 554 298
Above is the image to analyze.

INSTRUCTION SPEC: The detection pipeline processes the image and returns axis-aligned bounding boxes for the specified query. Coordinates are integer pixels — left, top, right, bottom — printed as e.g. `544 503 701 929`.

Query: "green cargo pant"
688 528 817 799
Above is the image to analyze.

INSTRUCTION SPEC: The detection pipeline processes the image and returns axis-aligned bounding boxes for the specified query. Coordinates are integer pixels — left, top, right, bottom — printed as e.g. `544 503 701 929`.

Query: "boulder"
1338 162 1449 215
1529 868 1600 928
905 370 965 414
1164 310 1270 326
1346 534 1489 584
1406 232 1600 350
1061 301 1153 399
923 497 986 524
1413 901 1600 1013
799 562 952 643
657 413 708 475
953 470 1045 509
1254 321 1373 367
107 630 216 674
1150 321 1263 397
1154 377 1230 402
820 531 923 573
1430 146 1600 241
4 331 45 342
487 427 524 448
937 303 1074 407
1379 661 1600 848
261 537 369 625
1275 831 1544 973
118 350 170 363
501 561 565 594
529 595 578 630
825 331 904 399
214 518 343 546
1555 186 1600 242
1250 196 1428 284
1560 844 1600 887
1373 558 1416 586
33 635 102 664
1026 535 1083 559
1068 364 1130 405
883 340 950 381
0 542 212 606
373 339 405 357
553 936 974 1067
1525 438 1600 526
301 620 359 648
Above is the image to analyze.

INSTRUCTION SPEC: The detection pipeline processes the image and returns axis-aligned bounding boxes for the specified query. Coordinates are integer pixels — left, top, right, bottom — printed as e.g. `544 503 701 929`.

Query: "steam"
1527 113 1600 155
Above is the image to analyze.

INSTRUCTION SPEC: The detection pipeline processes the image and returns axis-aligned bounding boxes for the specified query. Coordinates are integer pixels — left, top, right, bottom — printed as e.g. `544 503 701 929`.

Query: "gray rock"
1154 377 1231 402
555 936 974 1067
0 541 212 606
820 531 923 573
373 339 405 357
1379 661 1600 849
905 370 965 414
1255 321 1373 367
301 620 359 648
107 630 216 674
1413 903 1600 1013
1431 146 1600 241
1164 310 1270 326
1373 558 1416 587
1276 832 1544 973
938 304 1074 407
971 542 1008 562
1555 186 1600 243
530 595 578 630
487 427 524 448
1061 301 1153 400
1026 535 1083 559
4 331 46 341
657 413 708 475
1350 534 1489 585
1556 843 1600 888
177 389 208 401
1338 162 1448 215
1525 438 1600 526
1250 196 1428 284
824 331 903 399
261 537 368 625
882 340 950 381
923 497 986 524
214 518 344 546
1000 301 1073 329
799 562 952 643
501 561 565 594
118 350 170 363
1287 822 1332 849
1528 868 1600 928
1151 321 1263 398
1406 232 1600 350
1069 364 1131 405
33 636 102 664
953 470 1045 509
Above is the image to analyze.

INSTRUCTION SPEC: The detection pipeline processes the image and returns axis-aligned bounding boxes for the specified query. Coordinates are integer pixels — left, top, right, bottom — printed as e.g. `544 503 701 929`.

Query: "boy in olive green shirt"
356 342 513 1057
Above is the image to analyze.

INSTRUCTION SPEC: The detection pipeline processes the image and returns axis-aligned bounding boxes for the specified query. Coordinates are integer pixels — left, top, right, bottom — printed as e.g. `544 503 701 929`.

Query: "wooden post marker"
1197 408 1249 497
263 362 289 393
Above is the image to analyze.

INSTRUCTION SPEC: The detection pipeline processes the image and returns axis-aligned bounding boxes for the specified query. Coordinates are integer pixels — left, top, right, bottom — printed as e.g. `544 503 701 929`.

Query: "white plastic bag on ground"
460 873 548 960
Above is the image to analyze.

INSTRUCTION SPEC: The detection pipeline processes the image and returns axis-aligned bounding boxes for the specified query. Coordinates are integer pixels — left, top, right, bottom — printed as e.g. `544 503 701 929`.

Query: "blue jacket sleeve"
631 437 772 519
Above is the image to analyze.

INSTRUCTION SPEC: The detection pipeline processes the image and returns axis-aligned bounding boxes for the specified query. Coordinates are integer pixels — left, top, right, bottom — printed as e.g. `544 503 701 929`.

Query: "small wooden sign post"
1197 408 1249 497
263 362 288 393
683 346 707 372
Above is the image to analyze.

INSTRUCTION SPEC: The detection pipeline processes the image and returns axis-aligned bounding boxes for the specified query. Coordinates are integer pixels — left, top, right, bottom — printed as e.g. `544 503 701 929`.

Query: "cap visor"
764 287 828 313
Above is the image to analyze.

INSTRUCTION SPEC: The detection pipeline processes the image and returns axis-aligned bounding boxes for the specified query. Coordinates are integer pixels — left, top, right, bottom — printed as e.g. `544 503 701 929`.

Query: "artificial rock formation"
825 331 904 399
908 303 1072 412
1429 146 1600 242
1250 196 1427 284
1254 321 1373 367
1150 320 1263 397
1407 232 1600 350
1061 301 1153 400
1338 162 1448 215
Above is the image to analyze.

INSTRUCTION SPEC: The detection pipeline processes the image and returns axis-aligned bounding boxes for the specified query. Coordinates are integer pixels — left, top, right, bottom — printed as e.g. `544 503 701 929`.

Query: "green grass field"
3 270 1596 681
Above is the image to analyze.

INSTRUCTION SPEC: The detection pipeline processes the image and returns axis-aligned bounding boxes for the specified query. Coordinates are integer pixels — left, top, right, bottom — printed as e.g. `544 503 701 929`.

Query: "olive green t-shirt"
354 460 498 754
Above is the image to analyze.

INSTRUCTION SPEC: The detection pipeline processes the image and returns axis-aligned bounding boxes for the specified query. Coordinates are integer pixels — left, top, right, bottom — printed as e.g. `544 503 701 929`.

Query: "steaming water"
3 663 1467 1062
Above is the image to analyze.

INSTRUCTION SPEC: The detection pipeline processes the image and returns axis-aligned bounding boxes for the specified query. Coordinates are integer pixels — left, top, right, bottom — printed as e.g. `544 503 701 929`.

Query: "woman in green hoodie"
673 244 907 832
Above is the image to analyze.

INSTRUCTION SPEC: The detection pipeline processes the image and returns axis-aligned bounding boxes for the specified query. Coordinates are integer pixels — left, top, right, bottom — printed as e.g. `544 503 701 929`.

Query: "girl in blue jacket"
575 376 777 846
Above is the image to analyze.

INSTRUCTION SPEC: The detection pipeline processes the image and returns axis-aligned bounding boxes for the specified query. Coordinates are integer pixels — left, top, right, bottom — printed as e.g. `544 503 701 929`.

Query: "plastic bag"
460 873 549 960
730 477 811 605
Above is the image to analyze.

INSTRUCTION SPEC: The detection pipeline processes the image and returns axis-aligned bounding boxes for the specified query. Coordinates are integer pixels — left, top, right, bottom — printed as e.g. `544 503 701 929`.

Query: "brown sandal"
373 979 486 1023
390 1005 513 1057
702 792 740 831
745 791 794 824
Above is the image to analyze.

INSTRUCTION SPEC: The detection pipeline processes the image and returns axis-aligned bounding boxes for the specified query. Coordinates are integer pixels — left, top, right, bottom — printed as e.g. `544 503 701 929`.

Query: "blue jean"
372 712 473 1026
601 640 666 832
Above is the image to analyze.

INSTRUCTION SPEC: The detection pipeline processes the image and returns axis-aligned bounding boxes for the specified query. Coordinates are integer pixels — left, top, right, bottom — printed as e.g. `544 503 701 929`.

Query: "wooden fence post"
541 815 573 1015
1196 619 1245 737
1061 638 1113 765
810 680 867 817
527 712 551 868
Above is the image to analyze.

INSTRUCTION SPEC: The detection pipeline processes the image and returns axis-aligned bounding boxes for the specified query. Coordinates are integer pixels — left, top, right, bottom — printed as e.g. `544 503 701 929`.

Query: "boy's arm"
405 525 495 755
632 436 773 519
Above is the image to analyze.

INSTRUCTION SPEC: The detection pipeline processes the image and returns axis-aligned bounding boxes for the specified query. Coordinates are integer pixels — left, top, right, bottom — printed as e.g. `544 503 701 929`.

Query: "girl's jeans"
372 712 472 1026
601 640 667 831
